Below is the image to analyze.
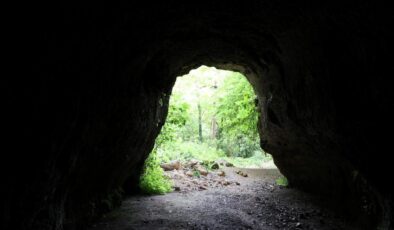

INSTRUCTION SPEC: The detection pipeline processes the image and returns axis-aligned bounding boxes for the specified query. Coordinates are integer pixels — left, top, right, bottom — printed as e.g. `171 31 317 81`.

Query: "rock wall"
3 2 393 229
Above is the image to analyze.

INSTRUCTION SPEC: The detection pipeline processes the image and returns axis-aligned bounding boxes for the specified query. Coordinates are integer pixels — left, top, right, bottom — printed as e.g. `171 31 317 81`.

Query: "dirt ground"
88 165 357 230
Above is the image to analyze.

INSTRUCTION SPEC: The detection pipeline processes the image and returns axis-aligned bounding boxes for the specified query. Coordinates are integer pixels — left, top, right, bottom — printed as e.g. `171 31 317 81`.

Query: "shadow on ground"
89 167 357 230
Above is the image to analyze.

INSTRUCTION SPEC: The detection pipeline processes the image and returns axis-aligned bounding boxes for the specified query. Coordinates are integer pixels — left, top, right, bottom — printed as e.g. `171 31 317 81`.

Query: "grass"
156 140 226 163
221 151 272 168
156 140 272 168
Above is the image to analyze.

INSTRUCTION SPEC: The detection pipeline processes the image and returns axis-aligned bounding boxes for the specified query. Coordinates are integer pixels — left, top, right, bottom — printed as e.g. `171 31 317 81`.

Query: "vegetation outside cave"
139 66 280 194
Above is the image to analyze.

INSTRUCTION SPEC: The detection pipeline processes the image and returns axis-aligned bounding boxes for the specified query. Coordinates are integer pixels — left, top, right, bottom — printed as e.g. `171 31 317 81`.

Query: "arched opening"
140 65 282 195
89 65 358 229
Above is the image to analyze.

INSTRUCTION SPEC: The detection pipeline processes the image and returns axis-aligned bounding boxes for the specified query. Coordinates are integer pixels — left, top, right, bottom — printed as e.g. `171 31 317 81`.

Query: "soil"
88 165 357 230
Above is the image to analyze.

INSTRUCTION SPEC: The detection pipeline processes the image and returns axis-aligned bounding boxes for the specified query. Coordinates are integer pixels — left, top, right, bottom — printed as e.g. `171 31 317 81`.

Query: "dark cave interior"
3 2 393 229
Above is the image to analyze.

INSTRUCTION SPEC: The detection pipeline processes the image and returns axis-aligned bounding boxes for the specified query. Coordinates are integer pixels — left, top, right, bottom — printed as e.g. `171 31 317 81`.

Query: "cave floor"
89 167 357 230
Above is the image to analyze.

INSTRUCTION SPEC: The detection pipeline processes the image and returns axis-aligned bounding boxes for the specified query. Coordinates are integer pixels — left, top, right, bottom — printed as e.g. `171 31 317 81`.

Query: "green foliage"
140 66 274 194
155 94 189 146
215 72 260 158
139 94 188 194
154 66 271 164
139 150 173 194
157 140 226 163
276 176 288 186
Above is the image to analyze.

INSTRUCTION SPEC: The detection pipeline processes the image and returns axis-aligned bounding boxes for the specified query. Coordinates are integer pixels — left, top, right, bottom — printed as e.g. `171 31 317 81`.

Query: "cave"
3 2 393 229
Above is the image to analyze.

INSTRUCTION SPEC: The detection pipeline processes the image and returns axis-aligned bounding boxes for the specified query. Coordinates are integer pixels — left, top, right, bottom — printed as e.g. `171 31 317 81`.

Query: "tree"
198 102 203 142
215 72 260 157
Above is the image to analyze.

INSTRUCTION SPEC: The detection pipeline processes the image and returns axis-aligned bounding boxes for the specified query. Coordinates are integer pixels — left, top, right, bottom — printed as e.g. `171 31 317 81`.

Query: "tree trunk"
198 103 203 142
211 116 218 139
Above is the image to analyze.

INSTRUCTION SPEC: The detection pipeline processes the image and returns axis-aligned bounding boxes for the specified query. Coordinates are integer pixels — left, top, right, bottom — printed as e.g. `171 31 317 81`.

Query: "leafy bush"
157 140 226 163
276 176 288 186
139 151 172 194
215 72 260 158
218 135 261 158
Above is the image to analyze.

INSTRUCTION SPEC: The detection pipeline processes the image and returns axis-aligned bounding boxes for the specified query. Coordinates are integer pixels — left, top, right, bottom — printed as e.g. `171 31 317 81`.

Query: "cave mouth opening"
89 68 355 230
139 65 284 195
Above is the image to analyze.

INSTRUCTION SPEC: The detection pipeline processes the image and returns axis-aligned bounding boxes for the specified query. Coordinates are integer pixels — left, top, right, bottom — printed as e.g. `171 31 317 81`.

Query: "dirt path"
89 167 357 230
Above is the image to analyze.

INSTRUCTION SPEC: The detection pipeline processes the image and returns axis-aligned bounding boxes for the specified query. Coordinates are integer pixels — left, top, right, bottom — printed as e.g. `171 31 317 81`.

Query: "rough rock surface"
3 2 393 229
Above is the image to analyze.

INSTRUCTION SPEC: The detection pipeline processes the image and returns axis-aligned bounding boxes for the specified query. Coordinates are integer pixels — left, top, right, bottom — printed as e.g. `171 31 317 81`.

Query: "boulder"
185 171 194 177
195 165 208 176
217 171 225 177
186 159 200 168
160 160 181 171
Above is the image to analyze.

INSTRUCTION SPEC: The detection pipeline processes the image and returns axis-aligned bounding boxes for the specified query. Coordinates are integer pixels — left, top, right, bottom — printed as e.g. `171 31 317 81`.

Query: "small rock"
188 159 200 167
236 170 248 177
235 182 240 185
217 171 225 176
196 165 208 176
199 186 207 190
160 160 181 171
173 186 180 191
295 222 302 228
225 162 234 167
185 171 193 177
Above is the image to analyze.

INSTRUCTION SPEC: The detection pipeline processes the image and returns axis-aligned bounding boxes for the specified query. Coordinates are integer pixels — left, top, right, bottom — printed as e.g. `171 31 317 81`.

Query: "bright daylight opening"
140 66 286 194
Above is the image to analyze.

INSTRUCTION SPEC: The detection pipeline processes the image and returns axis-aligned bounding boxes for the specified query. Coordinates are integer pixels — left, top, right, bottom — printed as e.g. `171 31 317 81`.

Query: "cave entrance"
139 65 282 194
89 65 363 230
